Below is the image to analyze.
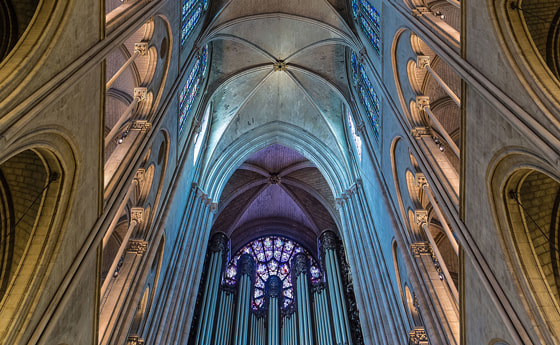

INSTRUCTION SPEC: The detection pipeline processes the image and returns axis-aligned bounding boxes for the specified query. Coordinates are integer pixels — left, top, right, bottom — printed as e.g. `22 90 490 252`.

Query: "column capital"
127 336 145 345
128 239 148 255
237 254 255 277
130 120 152 132
134 87 148 101
411 127 431 138
416 55 430 69
134 42 149 55
408 327 429 345
416 96 430 110
415 172 428 188
410 242 433 257
209 232 229 253
291 252 308 276
134 168 145 184
130 207 144 224
411 6 430 17
414 209 428 226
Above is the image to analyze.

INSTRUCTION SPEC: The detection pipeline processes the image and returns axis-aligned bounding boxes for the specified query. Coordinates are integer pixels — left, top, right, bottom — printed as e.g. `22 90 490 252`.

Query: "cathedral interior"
1 0 560 344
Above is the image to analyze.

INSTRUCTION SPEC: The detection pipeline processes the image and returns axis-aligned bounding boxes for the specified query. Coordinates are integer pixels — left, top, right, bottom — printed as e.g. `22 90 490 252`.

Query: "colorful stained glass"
222 235 322 310
178 45 209 135
181 5 202 45
351 51 358 82
351 0 358 18
359 0 380 31
360 15 380 54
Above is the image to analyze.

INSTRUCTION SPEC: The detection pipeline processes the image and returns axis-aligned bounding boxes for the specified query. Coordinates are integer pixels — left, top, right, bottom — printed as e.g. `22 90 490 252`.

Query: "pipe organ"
190 231 363 345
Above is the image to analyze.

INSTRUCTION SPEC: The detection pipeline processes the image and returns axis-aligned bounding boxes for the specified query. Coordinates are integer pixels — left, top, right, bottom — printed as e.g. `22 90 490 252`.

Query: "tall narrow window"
351 51 381 140
179 45 209 135
181 0 207 45
353 0 381 53
347 108 362 161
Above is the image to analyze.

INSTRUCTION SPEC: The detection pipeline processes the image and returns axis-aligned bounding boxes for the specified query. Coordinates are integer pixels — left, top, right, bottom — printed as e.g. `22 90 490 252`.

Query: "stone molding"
128 240 148 255
130 207 144 224
408 327 429 345
410 242 432 256
127 336 145 345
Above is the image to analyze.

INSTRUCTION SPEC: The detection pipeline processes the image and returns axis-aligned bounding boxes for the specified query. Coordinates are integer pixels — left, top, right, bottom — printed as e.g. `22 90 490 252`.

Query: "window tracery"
353 0 381 53
179 45 208 134
181 0 206 45
223 236 322 310
351 51 381 140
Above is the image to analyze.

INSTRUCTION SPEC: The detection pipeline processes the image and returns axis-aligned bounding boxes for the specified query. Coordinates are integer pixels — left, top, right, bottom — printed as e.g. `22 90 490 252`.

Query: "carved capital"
416 56 430 69
273 60 287 71
134 168 145 184
266 275 283 298
130 120 152 132
134 87 148 101
130 207 144 224
237 254 255 277
134 42 149 55
291 252 308 277
128 239 148 254
411 6 430 17
416 96 430 110
411 127 431 138
414 209 428 226
415 173 427 188
410 242 432 257
408 327 429 345
127 336 145 345
209 232 229 253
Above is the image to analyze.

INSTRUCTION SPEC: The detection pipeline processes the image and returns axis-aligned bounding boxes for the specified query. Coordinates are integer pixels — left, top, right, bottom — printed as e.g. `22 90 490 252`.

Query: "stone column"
292 253 313 345
233 254 255 345
267 276 282 345
319 231 352 345
194 233 229 345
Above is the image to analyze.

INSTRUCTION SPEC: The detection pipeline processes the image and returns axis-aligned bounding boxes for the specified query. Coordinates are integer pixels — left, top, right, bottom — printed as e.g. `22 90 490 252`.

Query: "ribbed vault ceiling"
203 0 357 252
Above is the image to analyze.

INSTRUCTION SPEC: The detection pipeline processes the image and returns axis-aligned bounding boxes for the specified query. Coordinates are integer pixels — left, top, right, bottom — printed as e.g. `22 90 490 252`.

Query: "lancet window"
179 45 208 135
347 109 362 161
352 0 381 53
351 51 381 140
181 0 207 45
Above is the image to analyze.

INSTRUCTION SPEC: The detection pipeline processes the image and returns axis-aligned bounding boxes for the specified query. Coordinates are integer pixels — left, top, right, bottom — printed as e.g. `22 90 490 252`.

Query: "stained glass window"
223 236 322 310
350 51 380 140
355 0 381 54
182 0 205 46
179 45 208 134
